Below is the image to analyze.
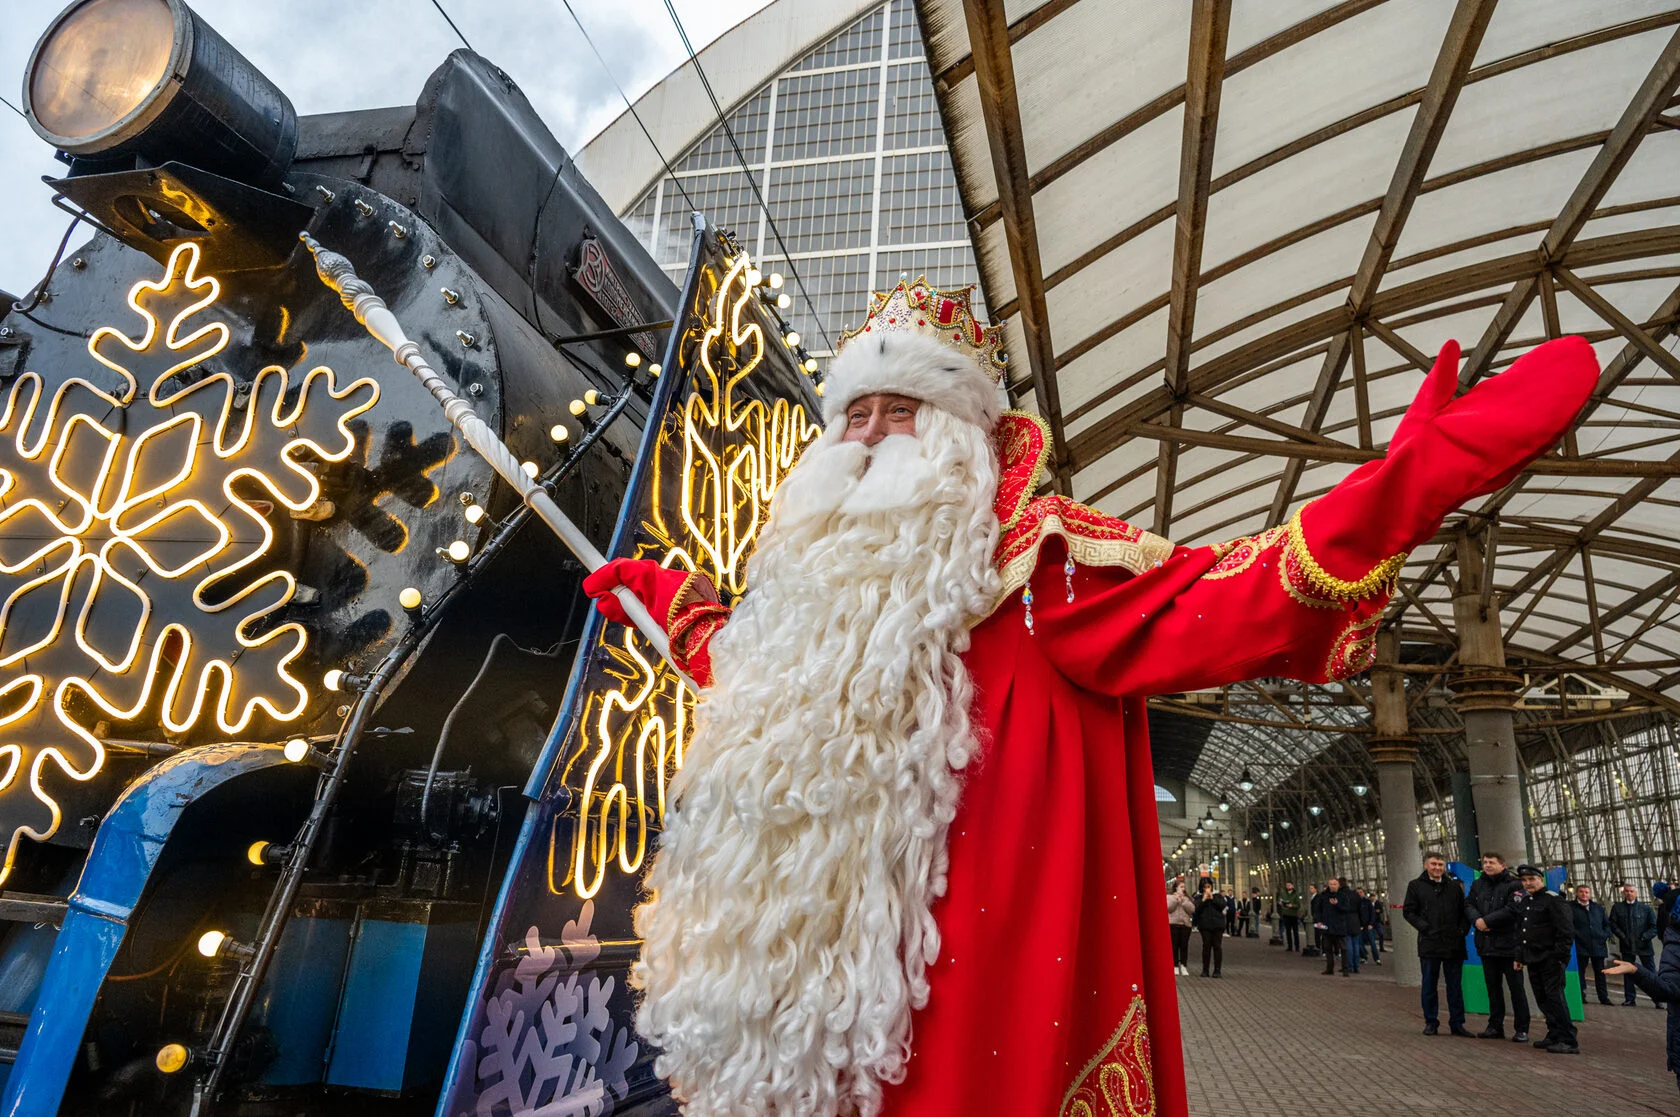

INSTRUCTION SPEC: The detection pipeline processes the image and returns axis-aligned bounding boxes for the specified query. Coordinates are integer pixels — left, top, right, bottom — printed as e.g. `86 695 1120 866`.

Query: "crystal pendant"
1022 584 1035 633
1064 556 1077 603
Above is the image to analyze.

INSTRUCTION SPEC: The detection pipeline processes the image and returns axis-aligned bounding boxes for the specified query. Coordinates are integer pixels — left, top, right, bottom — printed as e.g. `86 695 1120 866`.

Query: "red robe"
661 338 1597 1117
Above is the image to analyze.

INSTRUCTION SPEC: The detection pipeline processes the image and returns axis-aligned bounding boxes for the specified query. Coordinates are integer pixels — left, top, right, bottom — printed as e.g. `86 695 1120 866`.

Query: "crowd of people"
1167 857 1679 1094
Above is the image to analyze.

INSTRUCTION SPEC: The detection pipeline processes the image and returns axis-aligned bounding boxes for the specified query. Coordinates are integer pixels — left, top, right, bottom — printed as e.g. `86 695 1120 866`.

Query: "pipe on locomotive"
299 232 692 689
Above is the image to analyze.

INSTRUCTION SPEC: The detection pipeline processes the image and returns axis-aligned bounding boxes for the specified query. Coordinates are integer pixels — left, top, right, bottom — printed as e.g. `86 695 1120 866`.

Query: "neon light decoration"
551 254 819 899
0 242 379 884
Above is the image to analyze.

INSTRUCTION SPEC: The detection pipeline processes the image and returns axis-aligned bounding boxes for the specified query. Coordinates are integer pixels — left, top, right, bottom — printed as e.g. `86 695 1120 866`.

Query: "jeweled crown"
838 276 1008 383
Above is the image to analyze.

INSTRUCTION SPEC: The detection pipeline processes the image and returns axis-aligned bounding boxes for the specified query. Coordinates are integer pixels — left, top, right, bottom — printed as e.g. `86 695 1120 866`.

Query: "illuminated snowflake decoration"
0 243 379 883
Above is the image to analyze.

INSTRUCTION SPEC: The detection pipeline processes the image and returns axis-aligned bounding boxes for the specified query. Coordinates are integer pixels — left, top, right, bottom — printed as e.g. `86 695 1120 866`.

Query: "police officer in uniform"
1517 864 1579 1054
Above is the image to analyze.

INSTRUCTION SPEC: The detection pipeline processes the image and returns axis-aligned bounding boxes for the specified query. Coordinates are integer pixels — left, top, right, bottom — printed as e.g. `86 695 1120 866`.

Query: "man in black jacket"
1517 864 1579 1054
1403 852 1472 1036
1464 852 1531 1041
1608 882 1661 1007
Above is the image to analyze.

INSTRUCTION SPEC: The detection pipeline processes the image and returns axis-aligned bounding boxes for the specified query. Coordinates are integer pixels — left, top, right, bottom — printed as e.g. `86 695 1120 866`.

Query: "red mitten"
1298 335 1598 586
581 558 711 630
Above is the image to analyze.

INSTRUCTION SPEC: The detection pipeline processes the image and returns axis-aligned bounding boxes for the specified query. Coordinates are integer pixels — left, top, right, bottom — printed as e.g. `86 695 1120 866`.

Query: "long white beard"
631 406 1002 1117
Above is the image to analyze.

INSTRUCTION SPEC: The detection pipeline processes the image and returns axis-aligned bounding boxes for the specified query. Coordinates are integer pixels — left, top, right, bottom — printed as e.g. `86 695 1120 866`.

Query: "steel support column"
1450 532 1530 862
1371 628 1423 987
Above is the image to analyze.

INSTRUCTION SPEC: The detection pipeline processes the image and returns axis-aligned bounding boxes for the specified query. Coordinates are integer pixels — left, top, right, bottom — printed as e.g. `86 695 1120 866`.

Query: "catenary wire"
660 0 835 352
429 0 474 51
557 0 698 216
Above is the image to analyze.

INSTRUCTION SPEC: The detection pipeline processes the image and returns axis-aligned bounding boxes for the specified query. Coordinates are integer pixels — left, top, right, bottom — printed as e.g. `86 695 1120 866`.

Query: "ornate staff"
300 232 686 684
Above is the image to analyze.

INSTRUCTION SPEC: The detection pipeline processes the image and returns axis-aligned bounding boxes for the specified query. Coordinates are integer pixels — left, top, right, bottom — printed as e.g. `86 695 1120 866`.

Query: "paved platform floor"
1177 933 1676 1115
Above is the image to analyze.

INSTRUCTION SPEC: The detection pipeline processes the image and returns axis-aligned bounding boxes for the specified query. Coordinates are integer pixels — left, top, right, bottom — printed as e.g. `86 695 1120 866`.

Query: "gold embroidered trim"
1201 526 1285 582
1284 505 1405 604
989 504 1174 621
995 409 1052 533
1324 613 1383 681
665 571 702 630
1060 995 1154 1117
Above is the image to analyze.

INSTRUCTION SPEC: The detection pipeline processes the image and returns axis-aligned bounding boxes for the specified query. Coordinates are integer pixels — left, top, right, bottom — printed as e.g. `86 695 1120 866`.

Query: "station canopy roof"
918 0 1680 715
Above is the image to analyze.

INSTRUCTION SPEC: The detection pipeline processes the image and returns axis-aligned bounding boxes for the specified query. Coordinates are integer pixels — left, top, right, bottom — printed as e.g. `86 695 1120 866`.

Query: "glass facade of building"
620 0 982 357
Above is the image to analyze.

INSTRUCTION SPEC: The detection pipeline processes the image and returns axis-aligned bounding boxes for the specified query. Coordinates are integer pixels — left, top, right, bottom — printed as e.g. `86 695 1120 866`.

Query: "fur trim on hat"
822 331 1002 432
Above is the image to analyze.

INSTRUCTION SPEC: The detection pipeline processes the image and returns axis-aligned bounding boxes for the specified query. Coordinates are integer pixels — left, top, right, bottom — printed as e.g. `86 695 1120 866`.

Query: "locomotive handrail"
299 232 691 689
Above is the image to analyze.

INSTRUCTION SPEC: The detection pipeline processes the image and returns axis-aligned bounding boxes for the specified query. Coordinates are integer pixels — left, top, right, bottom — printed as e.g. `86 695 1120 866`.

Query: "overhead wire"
659 0 834 352
429 0 475 52
0 93 27 121
557 0 698 215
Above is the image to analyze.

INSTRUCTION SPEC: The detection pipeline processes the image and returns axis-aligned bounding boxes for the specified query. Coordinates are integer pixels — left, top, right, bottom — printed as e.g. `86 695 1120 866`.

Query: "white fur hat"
821 332 1003 432
823 276 1007 432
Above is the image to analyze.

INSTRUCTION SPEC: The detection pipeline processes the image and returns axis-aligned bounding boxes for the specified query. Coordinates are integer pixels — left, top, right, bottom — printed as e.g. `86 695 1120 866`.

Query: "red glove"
582 558 703 630
1299 335 1598 585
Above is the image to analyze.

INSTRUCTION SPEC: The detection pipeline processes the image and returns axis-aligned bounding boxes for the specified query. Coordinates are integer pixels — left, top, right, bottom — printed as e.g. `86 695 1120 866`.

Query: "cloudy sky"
0 0 770 295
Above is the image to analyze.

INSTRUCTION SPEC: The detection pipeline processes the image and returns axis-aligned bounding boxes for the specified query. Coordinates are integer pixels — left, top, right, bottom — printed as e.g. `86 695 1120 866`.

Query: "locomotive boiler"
0 2 819 1114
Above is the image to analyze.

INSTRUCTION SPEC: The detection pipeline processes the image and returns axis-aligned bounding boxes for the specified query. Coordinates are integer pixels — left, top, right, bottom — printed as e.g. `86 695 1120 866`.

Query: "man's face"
1425 857 1446 881
841 392 921 446
1480 855 1504 876
1623 885 1639 903
1575 886 1592 904
1521 873 1544 894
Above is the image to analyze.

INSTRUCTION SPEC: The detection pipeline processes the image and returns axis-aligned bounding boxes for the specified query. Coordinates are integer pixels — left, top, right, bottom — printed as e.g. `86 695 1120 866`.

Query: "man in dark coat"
1570 884 1613 1006
1403 851 1472 1035
1464 852 1530 1041
1517 864 1579 1053
1609 882 1661 1007
1607 921 1680 1097
1317 877 1359 977
1276 882 1304 952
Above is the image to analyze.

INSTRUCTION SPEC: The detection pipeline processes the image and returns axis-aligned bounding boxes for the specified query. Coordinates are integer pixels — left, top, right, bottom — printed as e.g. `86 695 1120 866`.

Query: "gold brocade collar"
983 412 1174 620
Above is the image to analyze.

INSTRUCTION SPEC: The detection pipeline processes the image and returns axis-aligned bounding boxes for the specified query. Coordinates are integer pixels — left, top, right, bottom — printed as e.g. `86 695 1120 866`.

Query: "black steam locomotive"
0 2 817 1115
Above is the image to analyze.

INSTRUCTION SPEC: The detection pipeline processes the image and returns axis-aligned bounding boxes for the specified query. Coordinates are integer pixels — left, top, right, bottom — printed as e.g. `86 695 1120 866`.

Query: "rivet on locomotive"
0 2 819 1115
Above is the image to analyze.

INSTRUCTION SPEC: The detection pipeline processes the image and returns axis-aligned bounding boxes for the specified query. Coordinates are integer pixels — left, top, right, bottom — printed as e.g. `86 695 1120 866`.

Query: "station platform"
1178 933 1675 1115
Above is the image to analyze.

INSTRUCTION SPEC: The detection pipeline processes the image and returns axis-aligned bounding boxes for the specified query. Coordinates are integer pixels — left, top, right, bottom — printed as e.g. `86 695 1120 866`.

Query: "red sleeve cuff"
669 602 731 688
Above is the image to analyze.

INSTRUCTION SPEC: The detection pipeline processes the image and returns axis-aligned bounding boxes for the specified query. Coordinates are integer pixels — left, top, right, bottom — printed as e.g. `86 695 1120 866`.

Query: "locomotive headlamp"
25 0 297 185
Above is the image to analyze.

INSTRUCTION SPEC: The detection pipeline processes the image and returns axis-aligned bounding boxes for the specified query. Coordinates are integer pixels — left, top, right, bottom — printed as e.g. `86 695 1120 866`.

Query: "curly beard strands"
631 405 1002 1117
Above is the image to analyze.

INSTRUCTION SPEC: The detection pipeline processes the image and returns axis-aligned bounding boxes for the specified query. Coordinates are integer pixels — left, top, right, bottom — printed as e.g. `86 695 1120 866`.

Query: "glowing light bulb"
521 461 538 478
549 423 569 443
446 540 471 563
777 293 791 309
647 363 661 377
322 670 343 692
464 504 486 524
584 389 601 406
569 399 587 416
784 331 800 348
624 351 641 368
197 930 227 958
156 1044 189 1074
399 587 423 610
246 840 270 867
768 272 784 289
803 357 818 374
283 738 310 763
746 267 762 287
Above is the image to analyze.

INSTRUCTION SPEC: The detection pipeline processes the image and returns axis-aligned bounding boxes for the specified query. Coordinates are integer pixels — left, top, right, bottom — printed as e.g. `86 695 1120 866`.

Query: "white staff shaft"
301 234 692 689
